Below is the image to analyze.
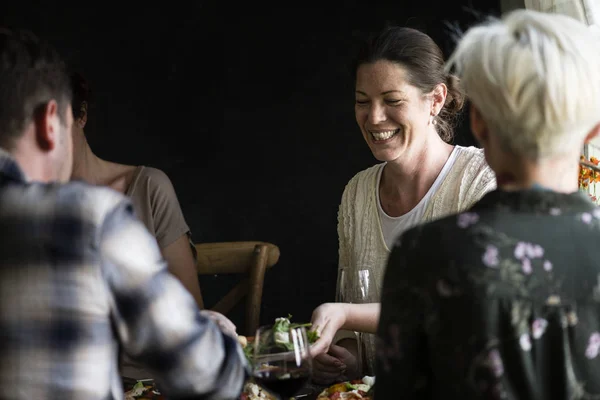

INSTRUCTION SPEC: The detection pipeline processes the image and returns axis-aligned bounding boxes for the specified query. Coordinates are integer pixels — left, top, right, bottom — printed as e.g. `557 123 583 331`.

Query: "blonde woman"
377 9 600 398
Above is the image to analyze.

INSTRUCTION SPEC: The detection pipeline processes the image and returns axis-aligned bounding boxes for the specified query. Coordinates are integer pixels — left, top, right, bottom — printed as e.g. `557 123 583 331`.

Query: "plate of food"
316 376 375 400
123 378 166 400
240 380 277 400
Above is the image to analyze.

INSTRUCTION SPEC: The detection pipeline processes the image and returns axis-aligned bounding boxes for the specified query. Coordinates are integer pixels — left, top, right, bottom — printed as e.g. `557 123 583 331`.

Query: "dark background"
1 1 499 330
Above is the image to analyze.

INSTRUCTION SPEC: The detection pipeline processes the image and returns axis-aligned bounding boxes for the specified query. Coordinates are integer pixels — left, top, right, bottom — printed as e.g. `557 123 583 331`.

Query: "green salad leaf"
243 342 254 362
273 315 292 334
244 315 320 364
306 328 320 343
132 381 145 391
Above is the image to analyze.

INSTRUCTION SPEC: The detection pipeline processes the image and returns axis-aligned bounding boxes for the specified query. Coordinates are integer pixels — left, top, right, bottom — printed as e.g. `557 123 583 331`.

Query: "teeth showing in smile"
370 129 398 141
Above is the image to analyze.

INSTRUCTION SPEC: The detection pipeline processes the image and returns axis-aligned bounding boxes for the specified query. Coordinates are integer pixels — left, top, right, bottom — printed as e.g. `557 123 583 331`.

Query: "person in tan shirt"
68 71 235 333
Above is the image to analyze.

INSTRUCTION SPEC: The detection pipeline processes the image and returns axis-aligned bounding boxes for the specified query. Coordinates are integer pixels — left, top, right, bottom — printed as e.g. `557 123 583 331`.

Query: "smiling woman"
308 25 497 384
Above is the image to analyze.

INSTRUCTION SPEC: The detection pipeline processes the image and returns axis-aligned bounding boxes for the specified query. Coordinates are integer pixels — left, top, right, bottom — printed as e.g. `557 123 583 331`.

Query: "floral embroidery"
457 212 479 228
586 333 600 359
512 242 546 275
560 314 569 328
521 258 532 274
486 349 504 377
543 260 553 271
567 311 578 326
549 207 561 216
546 295 561 305
594 208 600 219
482 245 499 267
587 347 599 360
530 245 543 258
582 212 593 224
519 333 532 351
514 242 544 260
532 318 548 339
514 242 526 259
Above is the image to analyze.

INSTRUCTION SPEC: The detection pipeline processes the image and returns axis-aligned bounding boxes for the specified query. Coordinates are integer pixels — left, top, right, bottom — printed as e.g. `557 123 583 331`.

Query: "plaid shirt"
0 150 248 399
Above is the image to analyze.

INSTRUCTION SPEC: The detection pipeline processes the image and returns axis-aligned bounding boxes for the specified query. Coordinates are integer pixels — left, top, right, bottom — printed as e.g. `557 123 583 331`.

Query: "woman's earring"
430 115 437 125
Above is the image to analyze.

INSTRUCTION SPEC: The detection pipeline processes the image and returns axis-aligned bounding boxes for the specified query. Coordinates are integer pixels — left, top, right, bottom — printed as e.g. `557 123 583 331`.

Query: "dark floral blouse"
376 189 600 399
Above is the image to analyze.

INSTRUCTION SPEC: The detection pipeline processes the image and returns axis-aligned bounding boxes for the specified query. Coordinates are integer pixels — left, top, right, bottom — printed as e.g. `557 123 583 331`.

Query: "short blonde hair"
446 9 600 160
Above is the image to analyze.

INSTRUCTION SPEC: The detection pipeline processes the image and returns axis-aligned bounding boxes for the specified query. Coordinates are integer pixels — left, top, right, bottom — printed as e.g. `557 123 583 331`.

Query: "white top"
336 145 497 375
377 146 461 249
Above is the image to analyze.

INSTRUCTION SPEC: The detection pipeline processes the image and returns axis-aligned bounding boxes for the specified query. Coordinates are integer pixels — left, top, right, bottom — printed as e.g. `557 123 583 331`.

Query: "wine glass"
354 269 378 377
252 325 312 399
336 268 379 376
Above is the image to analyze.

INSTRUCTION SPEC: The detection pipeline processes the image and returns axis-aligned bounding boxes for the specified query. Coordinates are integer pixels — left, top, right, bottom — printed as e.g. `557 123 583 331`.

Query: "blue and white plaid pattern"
0 149 247 399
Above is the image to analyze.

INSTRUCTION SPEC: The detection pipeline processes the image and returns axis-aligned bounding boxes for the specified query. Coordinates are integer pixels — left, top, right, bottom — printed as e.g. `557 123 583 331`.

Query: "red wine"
253 371 309 398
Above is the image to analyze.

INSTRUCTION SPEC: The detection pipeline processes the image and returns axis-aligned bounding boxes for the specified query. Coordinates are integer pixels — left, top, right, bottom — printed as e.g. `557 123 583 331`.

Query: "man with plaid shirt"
0 28 248 399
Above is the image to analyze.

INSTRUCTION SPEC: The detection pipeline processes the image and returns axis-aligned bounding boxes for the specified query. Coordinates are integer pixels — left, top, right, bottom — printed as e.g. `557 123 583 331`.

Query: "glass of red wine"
252 324 312 399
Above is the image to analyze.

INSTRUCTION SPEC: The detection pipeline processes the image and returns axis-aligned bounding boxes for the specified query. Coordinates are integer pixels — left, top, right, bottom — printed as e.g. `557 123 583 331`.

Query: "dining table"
122 374 326 400
120 335 332 399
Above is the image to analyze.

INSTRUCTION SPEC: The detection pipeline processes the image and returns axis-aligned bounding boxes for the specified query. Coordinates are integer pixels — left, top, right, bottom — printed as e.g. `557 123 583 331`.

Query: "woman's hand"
200 310 237 337
313 342 360 385
310 303 348 356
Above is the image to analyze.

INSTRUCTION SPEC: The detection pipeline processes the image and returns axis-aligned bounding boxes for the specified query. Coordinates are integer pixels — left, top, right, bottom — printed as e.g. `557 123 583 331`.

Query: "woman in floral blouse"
376 9 600 399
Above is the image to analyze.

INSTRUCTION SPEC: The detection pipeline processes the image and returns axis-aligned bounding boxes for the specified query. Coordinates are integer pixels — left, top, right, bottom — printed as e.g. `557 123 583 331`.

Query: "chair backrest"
195 241 280 336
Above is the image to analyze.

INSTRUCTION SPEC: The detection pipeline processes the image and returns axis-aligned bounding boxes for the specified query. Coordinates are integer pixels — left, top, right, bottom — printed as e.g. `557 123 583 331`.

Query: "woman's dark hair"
353 26 465 142
69 71 91 120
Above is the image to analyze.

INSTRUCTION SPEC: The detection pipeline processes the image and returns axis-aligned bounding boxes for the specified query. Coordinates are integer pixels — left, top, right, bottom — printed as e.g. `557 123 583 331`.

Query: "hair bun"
443 74 465 116
434 74 465 142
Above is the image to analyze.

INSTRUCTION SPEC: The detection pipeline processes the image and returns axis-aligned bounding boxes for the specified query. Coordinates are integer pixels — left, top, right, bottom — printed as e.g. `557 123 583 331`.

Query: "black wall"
1 1 500 328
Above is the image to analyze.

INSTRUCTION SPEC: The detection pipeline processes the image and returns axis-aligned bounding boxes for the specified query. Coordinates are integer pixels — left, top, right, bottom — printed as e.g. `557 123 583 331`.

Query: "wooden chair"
195 241 280 336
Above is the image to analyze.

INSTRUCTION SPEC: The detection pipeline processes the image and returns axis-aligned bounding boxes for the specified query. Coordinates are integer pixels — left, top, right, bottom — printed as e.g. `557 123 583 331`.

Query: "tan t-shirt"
126 166 190 249
120 166 194 380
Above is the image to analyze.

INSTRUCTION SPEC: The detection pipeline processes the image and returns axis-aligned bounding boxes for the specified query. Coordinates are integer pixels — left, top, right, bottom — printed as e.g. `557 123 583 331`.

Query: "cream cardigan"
336 146 497 374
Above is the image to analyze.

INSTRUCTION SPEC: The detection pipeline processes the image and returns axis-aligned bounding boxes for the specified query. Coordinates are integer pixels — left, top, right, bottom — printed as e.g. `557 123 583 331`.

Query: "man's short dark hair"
0 27 71 149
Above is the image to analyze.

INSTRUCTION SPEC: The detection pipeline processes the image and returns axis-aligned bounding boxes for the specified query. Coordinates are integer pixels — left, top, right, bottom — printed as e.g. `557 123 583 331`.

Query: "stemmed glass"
252 325 313 399
336 268 378 376
336 268 375 303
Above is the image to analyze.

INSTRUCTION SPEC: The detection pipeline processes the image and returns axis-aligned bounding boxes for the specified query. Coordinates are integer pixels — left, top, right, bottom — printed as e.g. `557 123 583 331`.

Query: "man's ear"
470 103 489 147
34 100 60 151
77 101 88 128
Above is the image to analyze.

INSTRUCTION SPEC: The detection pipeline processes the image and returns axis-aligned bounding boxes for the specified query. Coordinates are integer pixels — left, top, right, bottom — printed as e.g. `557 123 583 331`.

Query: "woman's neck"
71 138 107 186
379 135 454 216
71 142 136 194
496 153 579 194
382 136 454 196
70 134 131 191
